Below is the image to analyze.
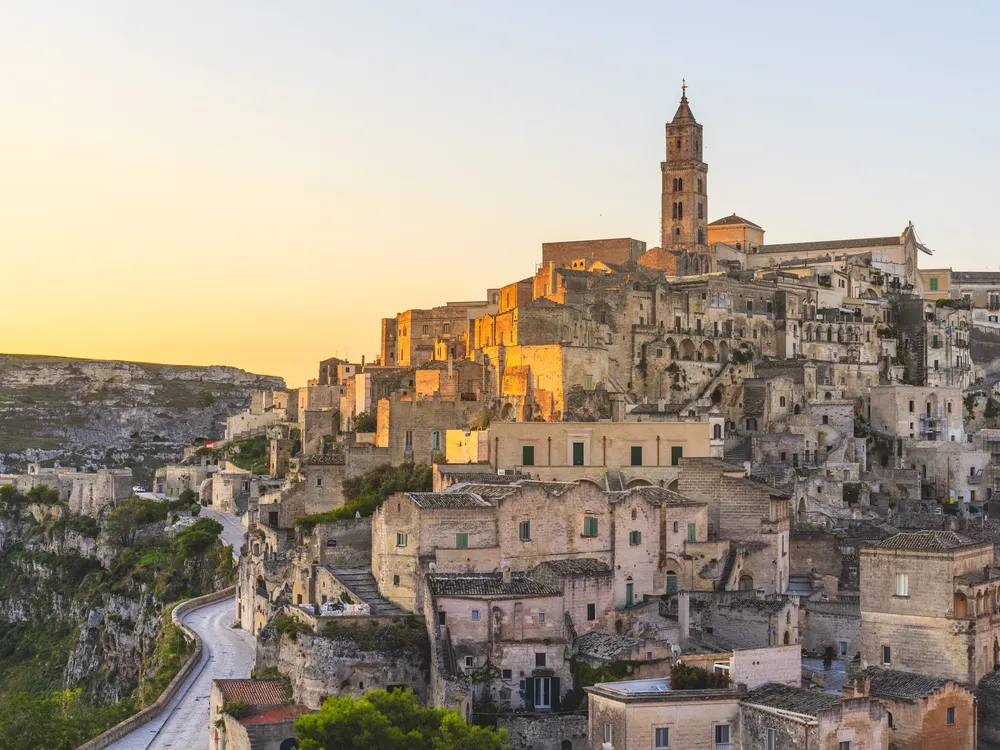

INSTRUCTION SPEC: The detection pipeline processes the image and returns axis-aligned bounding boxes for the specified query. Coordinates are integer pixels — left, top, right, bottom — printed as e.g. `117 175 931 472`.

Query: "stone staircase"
332 569 407 616
787 574 813 597
605 471 626 492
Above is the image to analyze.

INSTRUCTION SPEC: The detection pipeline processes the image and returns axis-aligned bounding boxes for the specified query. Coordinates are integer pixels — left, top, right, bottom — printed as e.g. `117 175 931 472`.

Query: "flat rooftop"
594 678 672 695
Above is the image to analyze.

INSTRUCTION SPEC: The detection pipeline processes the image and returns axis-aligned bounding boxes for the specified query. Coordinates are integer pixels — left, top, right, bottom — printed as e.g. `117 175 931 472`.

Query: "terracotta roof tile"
870 530 980 551
743 682 841 716
215 679 289 707
860 667 950 702
757 236 901 255
429 572 560 598
708 214 761 229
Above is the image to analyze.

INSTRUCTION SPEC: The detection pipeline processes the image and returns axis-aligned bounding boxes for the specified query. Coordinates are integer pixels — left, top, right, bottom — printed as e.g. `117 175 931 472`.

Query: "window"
780 396 786 407
535 652 546 667
396 532 407 547
522 445 534 466
687 523 696 541
666 571 678 594
502 669 512 679
584 374 594 390
840 640 847 655
895 573 908 597
930 277 939 291
715 724 731 750
631 446 643 466
582 516 598 537
839 743 851 750
604 724 613 744
393 574 400 586
456 533 468 549
655 727 671 748
573 441 585 466
766 728 777 750
538 612 546 623
404 430 413 449
315 477 323 488
629 530 642 545
822 415 829 425
431 431 441 451
887 711 894 728
587 603 596 621
882 645 891 665
947 706 955 724
671 446 683 466
673 521 678 533
465 656 474 668
647 651 653 660
519 520 531 541
909 399 915 413
443 323 450 333
471 609 480 622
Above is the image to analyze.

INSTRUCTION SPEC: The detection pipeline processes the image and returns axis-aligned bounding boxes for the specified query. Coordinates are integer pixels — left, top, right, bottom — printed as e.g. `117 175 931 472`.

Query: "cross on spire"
681 78 687 98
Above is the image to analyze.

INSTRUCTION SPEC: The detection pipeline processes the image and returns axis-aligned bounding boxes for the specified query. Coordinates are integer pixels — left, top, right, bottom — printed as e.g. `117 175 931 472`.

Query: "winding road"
105 507 255 750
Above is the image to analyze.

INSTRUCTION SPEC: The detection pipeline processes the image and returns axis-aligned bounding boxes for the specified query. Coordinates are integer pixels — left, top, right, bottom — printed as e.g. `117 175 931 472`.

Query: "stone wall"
801 601 860 660
254 624 429 710
497 714 588 750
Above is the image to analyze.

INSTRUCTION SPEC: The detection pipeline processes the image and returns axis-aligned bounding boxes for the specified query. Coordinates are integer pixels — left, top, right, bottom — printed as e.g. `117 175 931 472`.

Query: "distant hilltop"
0 353 284 480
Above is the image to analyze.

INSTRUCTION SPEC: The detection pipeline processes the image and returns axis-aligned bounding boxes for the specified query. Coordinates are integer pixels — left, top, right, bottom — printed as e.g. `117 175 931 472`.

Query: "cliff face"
0 497 234 709
0 354 284 482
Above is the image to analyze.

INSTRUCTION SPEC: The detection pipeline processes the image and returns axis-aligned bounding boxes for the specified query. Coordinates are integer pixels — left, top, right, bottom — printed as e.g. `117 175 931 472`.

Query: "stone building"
541 237 645 270
740 682 888 750
660 85 708 254
457 418 721 486
859 530 1000 684
426 570 572 712
586 678 739 750
376 395 482 466
846 667 975 750
209 679 302 750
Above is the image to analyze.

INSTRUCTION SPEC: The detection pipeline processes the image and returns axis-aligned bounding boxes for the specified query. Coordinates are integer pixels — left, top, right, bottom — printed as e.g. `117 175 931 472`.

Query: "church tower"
660 83 708 251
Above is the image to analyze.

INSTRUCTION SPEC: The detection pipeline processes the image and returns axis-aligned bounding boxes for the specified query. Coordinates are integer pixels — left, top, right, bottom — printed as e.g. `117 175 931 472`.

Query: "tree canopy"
294 689 509 750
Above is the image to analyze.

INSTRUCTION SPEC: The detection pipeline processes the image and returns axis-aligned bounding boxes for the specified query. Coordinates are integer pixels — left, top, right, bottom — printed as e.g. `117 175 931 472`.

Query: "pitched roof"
870 530 980 551
708 214 761 229
428 572 560 598
239 704 307 726
672 92 696 123
757 236 901 255
951 271 1000 285
215 679 289 707
860 667 949 703
531 558 613 578
742 682 841 716
607 486 706 507
405 492 494 509
445 482 521 500
576 631 643 661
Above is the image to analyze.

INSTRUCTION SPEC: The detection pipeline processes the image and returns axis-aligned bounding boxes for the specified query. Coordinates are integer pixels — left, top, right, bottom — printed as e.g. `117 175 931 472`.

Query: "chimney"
502 566 511 584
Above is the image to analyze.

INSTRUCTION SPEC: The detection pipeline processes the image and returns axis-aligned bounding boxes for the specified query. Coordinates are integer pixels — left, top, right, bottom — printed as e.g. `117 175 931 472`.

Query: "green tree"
178 488 198 505
353 410 377 433
295 689 508 750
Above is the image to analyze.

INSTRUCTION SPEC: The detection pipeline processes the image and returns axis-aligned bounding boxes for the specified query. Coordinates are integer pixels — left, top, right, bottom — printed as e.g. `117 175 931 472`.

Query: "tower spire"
672 80 695 123
681 78 687 99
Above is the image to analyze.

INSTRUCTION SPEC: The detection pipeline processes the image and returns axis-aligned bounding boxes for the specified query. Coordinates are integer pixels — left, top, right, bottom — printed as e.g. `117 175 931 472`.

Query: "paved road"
106 510 254 750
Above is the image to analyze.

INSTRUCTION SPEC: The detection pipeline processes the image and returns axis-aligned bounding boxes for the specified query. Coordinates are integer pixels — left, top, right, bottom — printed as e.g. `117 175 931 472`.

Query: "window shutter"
523 678 534 711
551 677 561 711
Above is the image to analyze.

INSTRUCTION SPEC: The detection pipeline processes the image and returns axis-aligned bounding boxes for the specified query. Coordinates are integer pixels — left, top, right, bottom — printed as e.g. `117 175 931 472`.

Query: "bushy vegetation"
0 484 61 506
295 688 509 750
295 463 432 531
0 689 136 750
273 614 314 641
320 617 429 664
0 490 235 746
198 435 270 473
353 410 377 433
669 661 731 690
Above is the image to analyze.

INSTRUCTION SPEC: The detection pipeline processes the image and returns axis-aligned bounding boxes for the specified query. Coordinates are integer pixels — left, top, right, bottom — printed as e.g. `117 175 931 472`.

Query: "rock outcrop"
0 354 283 482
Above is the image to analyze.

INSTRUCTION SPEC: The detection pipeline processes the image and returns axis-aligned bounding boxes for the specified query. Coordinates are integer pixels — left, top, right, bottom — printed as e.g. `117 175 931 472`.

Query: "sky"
2 1 999 386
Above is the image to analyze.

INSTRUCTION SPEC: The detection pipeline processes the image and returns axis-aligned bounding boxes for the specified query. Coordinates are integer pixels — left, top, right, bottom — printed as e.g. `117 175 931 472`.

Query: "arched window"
825 392 833 400
697 229 704 245
887 712 894 729
779 396 786 407
794 404 801 415
746 417 758 431
783 631 791 645
698 202 704 219
678 178 683 191
738 574 754 591
666 571 678 594
677 202 683 220
674 227 680 238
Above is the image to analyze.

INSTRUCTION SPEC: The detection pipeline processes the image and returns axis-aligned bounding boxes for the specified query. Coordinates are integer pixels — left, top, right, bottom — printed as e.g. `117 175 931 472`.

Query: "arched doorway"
679 339 696 360
666 570 678 595
783 631 791 645
701 340 716 362
561 742 573 750
279 739 299 750
738 574 754 591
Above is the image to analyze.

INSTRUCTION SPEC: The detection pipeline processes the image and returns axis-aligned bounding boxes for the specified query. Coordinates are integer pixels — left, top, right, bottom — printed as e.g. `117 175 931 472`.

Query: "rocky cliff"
0 354 284 482
0 493 234 737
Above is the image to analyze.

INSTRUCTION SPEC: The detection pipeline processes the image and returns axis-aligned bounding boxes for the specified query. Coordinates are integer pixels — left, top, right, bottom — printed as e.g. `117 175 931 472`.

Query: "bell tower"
660 82 708 251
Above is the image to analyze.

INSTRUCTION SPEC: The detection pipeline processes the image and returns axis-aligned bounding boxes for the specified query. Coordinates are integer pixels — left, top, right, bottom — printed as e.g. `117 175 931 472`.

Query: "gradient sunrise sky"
2 1 998 386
